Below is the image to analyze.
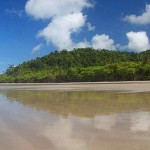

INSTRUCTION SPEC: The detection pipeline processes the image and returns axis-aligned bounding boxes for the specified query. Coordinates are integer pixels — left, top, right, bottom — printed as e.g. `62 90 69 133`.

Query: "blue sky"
0 0 150 73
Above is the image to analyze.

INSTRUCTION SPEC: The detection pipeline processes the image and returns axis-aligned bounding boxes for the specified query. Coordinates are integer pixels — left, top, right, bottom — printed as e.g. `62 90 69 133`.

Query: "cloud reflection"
130 112 150 133
94 115 117 131
43 118 86 150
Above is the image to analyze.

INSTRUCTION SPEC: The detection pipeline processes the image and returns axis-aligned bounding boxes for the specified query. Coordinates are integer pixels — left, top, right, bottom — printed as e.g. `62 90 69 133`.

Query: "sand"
0 81 150 92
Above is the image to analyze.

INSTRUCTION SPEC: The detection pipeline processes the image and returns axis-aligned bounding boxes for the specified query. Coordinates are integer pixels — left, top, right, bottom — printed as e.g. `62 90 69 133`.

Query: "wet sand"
0 90 150 150
0 81 150 92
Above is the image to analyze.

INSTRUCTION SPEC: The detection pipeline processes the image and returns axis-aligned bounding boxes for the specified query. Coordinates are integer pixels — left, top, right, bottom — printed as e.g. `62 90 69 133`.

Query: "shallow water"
0 90 150 150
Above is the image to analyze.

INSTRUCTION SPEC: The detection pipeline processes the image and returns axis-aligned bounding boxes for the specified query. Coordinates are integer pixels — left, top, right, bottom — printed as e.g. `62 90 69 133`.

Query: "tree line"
0 48 150 83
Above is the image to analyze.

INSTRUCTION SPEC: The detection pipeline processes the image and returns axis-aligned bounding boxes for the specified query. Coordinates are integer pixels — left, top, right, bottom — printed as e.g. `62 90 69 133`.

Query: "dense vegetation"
0 48 150 83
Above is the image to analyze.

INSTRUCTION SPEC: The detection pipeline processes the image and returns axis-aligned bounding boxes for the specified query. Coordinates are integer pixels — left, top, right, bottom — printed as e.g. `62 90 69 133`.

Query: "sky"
1 0 150 73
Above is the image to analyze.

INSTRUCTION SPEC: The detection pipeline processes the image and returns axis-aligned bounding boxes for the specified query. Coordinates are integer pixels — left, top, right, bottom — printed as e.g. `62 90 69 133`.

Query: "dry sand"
0 81 150 92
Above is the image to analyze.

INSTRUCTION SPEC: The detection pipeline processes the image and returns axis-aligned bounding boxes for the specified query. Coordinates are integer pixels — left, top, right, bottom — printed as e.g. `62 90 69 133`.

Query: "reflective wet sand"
0 81 150 92
0 90 150 150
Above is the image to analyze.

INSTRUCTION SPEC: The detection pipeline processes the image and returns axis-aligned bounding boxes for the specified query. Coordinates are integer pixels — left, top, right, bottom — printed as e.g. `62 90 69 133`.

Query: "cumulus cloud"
25 0 93 50
31 43 44 54
25 0 93 19
124 4 150 25
38 13 86 50
126 31 150 52
91 34 115 50
72 34 116 50
75 40 90 49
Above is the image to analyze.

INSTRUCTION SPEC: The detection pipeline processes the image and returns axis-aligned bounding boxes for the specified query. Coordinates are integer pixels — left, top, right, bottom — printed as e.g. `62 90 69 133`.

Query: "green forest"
0 48 150 83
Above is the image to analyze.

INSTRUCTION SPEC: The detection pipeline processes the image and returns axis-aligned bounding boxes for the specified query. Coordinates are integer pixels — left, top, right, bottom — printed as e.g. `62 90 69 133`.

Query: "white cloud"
38 13 86 50
91 34 115 50
124 4 150 25
73 34 116 50
75 40 90 49
25 0 93 19
25 0 95 50
31 43 44 54
86 22 95 31
126 31 150 52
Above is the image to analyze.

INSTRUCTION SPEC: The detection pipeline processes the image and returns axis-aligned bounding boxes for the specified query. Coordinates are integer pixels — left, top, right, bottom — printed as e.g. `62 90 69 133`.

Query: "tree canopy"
0 48 150 83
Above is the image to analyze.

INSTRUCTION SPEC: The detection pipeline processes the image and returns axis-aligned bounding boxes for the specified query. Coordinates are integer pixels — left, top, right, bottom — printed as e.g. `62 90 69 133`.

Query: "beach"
0 82 150 150
0 81 150 92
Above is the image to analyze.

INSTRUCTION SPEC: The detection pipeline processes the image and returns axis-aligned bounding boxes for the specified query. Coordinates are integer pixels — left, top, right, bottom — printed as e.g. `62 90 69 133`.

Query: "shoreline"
0 81 150 92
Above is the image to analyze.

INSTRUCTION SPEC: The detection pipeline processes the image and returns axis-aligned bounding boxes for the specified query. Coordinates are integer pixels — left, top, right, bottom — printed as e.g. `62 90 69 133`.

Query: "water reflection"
94 115 117 131
2 90 150 117
0 90 150 150
130 112 150 133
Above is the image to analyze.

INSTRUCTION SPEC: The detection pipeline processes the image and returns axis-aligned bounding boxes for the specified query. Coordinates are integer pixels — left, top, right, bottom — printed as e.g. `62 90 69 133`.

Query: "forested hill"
1 48 150 83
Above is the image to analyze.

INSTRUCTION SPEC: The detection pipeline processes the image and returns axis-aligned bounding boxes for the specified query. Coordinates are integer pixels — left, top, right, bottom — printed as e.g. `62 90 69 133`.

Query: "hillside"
0 48 150 83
